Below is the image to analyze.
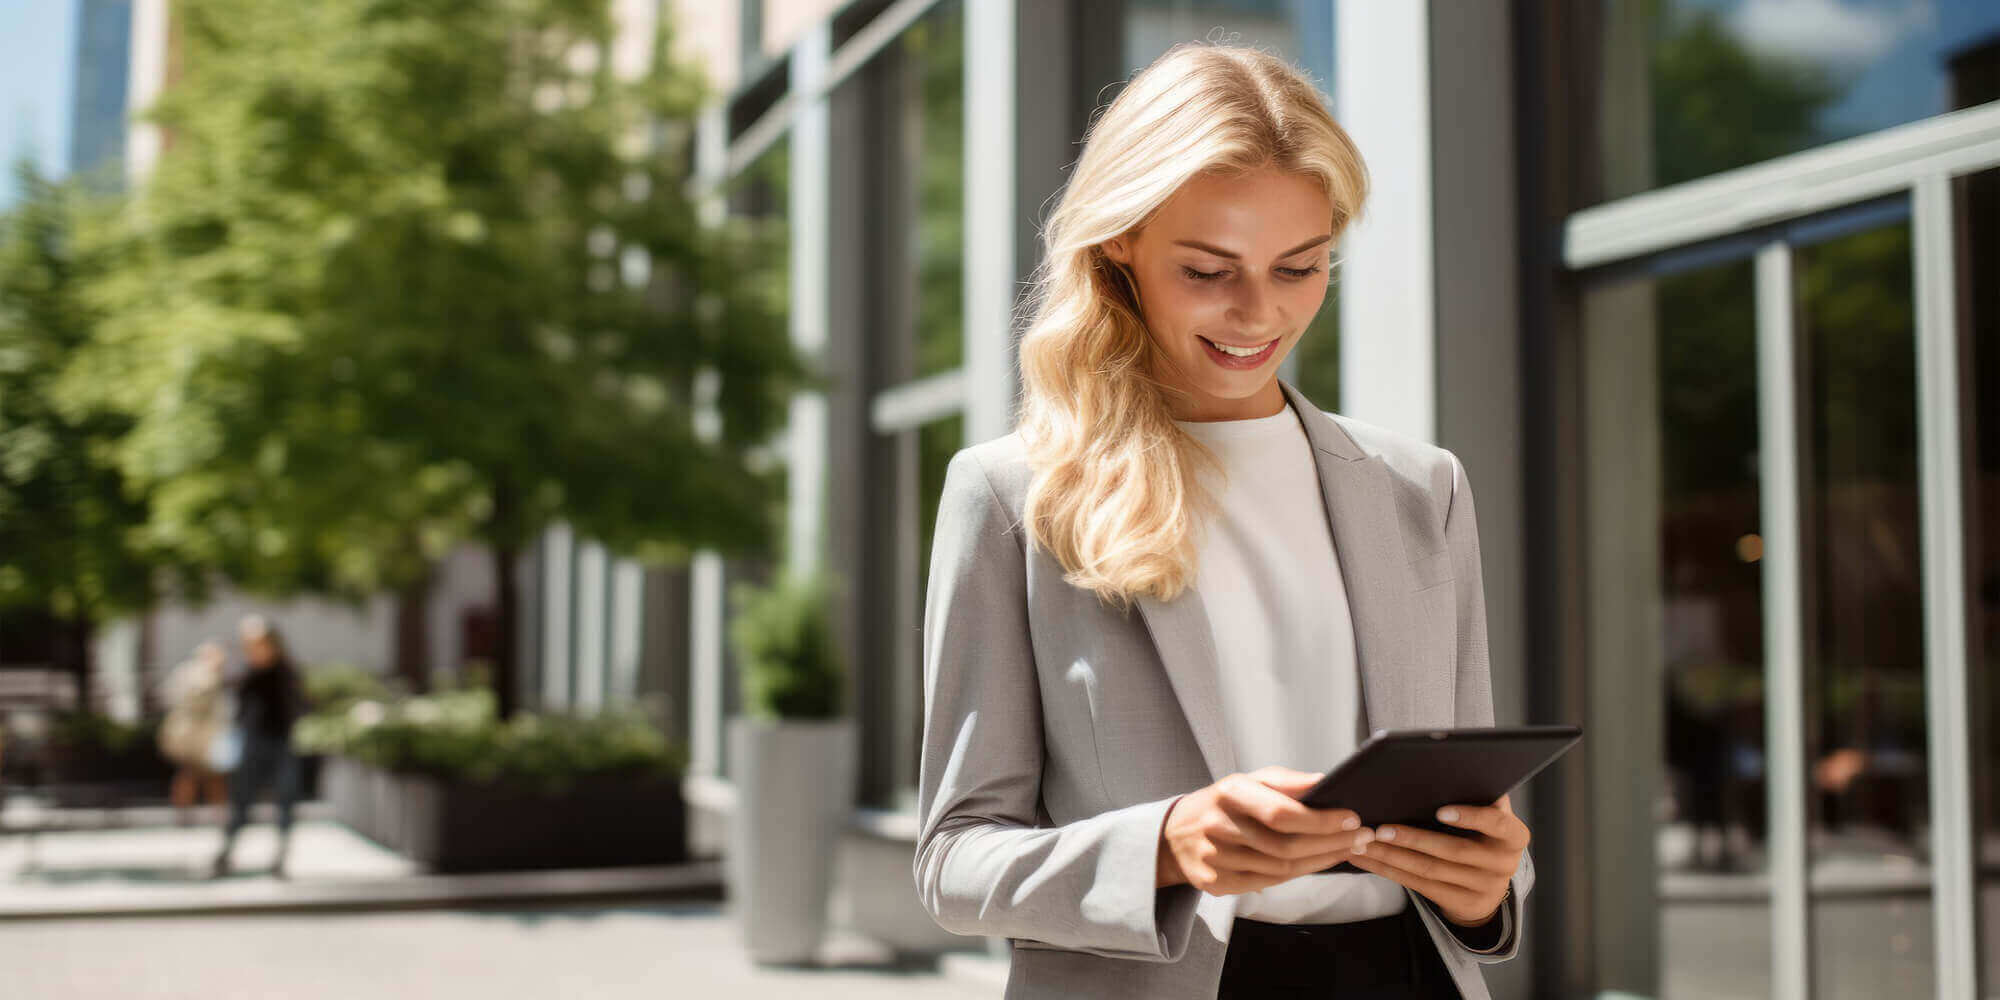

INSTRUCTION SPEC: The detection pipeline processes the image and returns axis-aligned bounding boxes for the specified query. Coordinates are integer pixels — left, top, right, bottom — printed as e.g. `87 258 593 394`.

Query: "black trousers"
1215 903 1462 999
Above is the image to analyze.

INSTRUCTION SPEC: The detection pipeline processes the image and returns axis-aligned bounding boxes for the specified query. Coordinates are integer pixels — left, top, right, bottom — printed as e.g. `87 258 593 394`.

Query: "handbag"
207 723 245 773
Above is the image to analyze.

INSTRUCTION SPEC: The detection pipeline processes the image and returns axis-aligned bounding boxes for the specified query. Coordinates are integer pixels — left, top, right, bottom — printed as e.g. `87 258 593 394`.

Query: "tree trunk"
393 561 434 694
492 540 521 720
64 616 94 714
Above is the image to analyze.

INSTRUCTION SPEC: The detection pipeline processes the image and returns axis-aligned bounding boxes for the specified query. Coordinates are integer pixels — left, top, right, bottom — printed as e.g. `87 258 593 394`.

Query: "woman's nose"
1229 280 1282 335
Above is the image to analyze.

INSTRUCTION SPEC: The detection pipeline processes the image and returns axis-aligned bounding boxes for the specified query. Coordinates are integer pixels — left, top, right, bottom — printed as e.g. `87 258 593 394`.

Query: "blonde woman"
913 43 1534 1000
157 640 232 824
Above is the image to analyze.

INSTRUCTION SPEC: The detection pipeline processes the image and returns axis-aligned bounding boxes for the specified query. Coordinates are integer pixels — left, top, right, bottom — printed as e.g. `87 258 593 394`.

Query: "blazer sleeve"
911 447 1204 962
1420 447 1537 963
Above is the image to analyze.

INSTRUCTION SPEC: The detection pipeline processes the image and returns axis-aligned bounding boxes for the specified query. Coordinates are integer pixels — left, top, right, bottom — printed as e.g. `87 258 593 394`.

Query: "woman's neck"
1167 380 1287 422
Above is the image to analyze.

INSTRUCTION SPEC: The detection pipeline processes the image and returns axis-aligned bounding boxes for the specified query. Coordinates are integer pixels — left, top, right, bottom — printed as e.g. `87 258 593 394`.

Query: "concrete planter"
725 715 858 965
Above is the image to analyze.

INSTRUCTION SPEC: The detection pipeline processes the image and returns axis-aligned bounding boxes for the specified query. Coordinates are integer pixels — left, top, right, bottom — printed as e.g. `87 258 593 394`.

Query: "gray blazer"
912 376 1535 999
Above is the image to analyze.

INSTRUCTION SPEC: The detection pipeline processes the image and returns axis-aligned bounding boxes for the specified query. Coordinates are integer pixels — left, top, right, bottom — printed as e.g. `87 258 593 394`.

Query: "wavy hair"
1015 42 1369 612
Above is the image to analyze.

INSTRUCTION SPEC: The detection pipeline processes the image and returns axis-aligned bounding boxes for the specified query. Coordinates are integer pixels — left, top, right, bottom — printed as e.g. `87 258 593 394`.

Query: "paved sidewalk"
1 811 730 919
1 800 1001 998
3 900 999 999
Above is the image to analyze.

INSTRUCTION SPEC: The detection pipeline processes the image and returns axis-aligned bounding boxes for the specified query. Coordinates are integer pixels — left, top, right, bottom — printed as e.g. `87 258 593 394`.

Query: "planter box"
324 756 686 873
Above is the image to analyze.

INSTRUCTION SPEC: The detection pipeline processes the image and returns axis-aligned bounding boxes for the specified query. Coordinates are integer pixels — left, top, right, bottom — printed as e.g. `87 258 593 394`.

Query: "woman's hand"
1341 793 1530 926
1156 766 1376 893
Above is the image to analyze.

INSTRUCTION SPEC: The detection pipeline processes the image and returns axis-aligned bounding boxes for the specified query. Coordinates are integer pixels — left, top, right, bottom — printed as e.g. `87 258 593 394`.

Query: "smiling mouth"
1199 335 1278 358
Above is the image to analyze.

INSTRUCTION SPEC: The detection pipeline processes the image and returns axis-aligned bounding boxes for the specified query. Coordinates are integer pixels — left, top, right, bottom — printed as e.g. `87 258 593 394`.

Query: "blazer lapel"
1134 378 1424 785
1134 584 1239 783
1277 378 1422 735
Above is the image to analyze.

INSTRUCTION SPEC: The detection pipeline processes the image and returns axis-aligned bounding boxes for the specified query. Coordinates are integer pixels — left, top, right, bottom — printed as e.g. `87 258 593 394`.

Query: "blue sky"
0 0 79 211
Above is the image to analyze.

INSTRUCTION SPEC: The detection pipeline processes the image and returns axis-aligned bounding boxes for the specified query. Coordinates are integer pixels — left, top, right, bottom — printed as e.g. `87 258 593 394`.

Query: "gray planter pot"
725 715 858 965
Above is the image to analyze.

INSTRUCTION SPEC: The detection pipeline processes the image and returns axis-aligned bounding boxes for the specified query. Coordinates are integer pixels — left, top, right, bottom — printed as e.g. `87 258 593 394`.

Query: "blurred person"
913 42 1530 1000
210 615 308 879
156 639 232 825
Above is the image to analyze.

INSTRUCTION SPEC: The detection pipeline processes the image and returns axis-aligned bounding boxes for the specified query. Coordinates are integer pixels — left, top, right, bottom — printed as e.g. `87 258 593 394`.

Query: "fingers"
1432 801 1531 848
1246 764 1325 794
1348 837 1492 891
1342 853 1488 917
1207 809 1376 862
1372 824 1510 870
1217 774 1357 836
1194 832 1380 891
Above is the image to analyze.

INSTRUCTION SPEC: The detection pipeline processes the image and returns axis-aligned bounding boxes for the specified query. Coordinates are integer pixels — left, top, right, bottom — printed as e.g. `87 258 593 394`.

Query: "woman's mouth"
1198 334 1279 370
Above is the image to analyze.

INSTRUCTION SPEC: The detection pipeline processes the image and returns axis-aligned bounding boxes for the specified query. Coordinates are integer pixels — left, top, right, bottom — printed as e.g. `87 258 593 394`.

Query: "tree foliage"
43 0 804 714
58 0 801 596
0 162 175 623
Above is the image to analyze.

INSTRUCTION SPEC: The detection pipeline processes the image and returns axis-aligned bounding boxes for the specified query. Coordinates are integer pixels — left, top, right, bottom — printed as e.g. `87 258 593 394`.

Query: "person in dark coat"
210 614 308 878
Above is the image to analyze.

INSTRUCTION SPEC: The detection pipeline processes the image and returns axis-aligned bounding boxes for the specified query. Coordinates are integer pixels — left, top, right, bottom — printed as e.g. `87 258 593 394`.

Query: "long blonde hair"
1016 42 1369 612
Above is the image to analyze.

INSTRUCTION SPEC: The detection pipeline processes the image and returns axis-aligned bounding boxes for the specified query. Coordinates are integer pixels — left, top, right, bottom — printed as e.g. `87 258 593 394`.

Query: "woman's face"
1101 166 1334 422
245 635 276 669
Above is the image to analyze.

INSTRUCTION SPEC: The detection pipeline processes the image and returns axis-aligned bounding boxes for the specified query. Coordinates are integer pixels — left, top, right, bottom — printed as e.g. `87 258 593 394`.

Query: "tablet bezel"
1296 724 1583 815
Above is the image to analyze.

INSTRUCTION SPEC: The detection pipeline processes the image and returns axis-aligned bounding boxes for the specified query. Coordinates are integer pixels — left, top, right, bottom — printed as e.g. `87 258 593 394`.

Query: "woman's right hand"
1155 765 1374 893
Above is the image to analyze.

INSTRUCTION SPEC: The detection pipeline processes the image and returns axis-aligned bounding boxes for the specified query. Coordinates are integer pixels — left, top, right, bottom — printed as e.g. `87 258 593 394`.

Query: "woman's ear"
1101 236 1132 267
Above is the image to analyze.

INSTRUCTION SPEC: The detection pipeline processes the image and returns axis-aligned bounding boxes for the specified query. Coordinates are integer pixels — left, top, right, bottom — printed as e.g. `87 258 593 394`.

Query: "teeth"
1205 337 1269 357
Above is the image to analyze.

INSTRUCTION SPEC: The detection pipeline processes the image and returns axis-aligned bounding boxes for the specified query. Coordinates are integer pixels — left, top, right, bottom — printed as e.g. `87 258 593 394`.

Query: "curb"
0 857 724 922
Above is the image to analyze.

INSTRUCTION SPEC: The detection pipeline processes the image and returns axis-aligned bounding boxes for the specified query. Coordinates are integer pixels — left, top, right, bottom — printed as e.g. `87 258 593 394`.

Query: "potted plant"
724 568 855 965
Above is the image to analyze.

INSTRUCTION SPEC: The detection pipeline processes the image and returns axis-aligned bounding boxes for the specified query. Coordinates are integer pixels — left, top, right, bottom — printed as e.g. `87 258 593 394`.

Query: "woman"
911 43 1534 1000
210 614 307 879
156 639 232 825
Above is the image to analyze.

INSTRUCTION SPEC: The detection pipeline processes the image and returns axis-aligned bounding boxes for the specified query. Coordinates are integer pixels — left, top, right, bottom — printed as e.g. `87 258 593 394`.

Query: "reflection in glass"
884 412 962 810
1657 260 1768 881
905 0 964 379
1958 166 2000 992
1594 1 2000 204
1121 0 1333 86
1795 217 1934 998
918 414 965 590
1290 281 1340 410
1653 259 1774 1000
1586 254 1771 999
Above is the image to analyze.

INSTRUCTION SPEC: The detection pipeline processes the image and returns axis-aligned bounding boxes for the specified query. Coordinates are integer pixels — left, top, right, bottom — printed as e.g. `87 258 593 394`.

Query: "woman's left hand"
1340 793 1530 927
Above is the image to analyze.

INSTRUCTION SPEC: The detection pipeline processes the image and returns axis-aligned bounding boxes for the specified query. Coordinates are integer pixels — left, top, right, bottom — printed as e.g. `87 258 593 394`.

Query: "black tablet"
1296 724 1582 874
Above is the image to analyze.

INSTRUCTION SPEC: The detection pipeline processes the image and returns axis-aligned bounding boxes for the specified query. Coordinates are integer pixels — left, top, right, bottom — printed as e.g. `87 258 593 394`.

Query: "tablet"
1296 724 1582 874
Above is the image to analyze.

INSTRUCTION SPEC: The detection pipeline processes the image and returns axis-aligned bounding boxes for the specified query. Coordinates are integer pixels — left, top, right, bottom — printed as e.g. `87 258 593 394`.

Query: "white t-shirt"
1173 404 1408 924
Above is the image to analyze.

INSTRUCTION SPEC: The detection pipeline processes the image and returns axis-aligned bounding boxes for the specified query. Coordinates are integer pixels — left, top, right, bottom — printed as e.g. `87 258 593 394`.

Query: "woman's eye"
1180 265 1324 282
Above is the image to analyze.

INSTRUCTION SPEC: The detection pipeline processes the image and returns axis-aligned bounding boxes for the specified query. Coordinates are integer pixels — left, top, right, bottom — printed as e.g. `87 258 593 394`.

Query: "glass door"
1581 196 1950 998
1582 244 1771 999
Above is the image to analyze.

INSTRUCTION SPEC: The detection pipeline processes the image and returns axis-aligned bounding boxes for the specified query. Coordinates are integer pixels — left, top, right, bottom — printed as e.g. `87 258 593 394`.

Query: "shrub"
299 662 393 714
297 685 684 793
727 569 846 720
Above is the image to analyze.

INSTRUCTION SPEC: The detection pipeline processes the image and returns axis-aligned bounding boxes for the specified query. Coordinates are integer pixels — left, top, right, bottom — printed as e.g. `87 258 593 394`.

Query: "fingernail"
1438 808 1459 823
1379 827 1397 841
1342 815 1360 831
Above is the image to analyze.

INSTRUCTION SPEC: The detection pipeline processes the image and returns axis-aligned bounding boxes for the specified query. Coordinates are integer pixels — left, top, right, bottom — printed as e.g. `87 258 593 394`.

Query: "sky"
0 0 80 211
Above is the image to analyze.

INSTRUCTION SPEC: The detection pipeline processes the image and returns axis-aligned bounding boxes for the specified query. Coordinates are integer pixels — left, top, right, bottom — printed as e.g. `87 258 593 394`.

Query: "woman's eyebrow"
1171 234 1333 261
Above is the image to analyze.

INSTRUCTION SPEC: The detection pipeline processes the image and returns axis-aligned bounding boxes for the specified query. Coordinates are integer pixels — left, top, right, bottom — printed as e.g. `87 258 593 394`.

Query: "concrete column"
786 21 833 576
540 522 575 710
1334 1 1435 444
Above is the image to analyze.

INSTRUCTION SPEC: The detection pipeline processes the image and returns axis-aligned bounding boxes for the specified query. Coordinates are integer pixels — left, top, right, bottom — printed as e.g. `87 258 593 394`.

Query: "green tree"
1650 5 1842 189
62 0 804 717
0 162 189 710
